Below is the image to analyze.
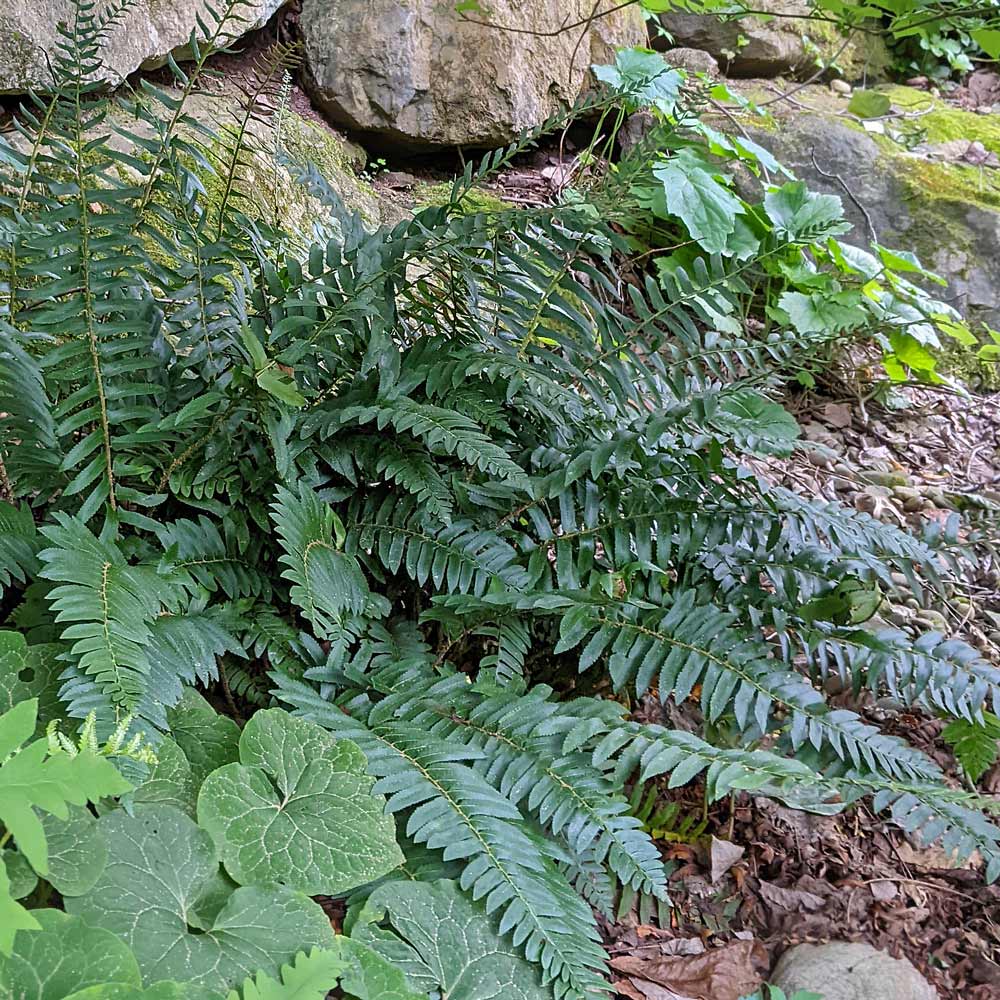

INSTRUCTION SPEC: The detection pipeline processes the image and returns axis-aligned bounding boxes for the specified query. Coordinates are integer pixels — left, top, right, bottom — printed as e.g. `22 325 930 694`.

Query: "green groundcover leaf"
65 804 335 994
349 879 549 1000
128 737 200 817
65 984 222 1000
227 940 423 1000
198 709 402 895
709 389 801 457
0 909 141 1000
166 690 241 788
2 846 37 899
650 149 744 255
847 89 891 119
0 631 64 729
41 805 108 896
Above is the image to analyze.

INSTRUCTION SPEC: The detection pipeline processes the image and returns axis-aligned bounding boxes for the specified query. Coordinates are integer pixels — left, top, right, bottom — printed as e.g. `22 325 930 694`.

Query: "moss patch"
413 181 513 214
878 85 1000 156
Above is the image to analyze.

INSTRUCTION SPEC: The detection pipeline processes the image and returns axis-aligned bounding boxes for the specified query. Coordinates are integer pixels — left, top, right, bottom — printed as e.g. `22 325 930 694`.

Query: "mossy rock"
413 182 514 214
652 0 889 81
728 84 1000 327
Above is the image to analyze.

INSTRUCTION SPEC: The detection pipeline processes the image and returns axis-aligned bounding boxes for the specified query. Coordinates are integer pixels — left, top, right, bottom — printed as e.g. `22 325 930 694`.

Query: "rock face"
0 0 288 93
772 942 937 1000
732 85 1000 324
652 0 888 79
299 0 645 150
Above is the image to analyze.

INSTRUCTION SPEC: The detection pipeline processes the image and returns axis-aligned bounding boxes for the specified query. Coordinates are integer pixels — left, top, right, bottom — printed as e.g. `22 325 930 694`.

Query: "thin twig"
809 149 878 243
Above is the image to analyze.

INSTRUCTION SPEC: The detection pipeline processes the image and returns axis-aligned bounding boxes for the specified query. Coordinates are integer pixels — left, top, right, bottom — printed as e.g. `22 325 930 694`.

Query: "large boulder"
0 0 288 93
730 84 1000 324
772 942 937 1000
652 0 889 80
299 0 646 150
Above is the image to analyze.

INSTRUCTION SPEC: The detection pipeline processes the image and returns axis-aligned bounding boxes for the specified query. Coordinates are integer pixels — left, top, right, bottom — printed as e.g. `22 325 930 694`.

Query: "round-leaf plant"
197 709 403 894
65 804 337 993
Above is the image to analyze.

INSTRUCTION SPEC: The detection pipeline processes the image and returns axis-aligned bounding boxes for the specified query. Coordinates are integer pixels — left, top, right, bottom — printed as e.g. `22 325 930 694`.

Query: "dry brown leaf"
610 940 766 1000
870 879 898 902
758 879 825 911
710 837 745 884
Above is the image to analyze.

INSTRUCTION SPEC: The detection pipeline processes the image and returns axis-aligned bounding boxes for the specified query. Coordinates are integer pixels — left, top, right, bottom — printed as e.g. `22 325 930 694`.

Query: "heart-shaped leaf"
197 709 402 895
0 632 64 730
65 804 335 994
66 982 222 1000
349 879 549 1000
129 737 199 817
40 805 107 895
65 985 222 1000
166 690 241 787
0 909 141 1000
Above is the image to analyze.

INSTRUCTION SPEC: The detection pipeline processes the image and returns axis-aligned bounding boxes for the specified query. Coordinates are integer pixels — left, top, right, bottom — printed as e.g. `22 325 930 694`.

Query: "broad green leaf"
129 736 200 816
0 861 39 955
973 27 1000 58
592 48 682 112
0 632 64 729
709 390 800 457
350 880 549 1000
65 984 222 1000
847 89 892 118
256 369 306 409
65 805 335 994
0 699 131 878
198 709 402 895
777 290 867 335
764 182 851 241
0 909 141 999
40 805 107 896
166 690 241 787
337 938 426 1000
650 150 744 254
2 847 38 898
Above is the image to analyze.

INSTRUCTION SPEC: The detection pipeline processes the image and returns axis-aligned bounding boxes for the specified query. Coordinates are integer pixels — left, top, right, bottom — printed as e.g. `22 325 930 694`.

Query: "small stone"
829 79 853 95
860 470 910 488
772 942 937 1000
916 610 949 631
661 47 720 76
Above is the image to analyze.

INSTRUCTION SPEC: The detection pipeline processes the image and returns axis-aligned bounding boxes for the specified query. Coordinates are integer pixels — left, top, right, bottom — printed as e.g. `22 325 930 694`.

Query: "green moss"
896 156 1000 212
878 85 1000 156
414 181 513 214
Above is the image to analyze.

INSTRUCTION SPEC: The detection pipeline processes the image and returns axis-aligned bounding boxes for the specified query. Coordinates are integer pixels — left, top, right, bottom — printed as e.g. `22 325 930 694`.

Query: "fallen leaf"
822 402 853 429
758 879 825 912
610 940 766 1000
870 879 898 902
710 837 745 884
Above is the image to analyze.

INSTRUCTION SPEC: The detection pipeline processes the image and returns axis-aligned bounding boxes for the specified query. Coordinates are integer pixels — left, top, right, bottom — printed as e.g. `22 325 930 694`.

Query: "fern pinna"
0 6 998 999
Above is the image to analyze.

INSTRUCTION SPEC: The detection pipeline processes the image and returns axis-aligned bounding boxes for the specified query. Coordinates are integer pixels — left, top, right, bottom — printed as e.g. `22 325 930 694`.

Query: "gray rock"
772 942 937 1000
662 47 720 76
0 0 288 93
651 0 889 80
299 0 645 150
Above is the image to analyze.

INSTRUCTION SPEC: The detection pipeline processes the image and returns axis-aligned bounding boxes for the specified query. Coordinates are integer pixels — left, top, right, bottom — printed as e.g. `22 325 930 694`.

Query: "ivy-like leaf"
129 737 200 817
0 631 64 729
198 709 403 895
40 806 108 896
65 805 336 994
0 909 141 1000
350 879 550 1000
166 689 241 787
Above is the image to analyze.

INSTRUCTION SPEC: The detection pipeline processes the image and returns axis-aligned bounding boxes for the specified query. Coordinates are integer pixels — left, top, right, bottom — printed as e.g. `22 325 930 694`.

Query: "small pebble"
829 79 852 95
